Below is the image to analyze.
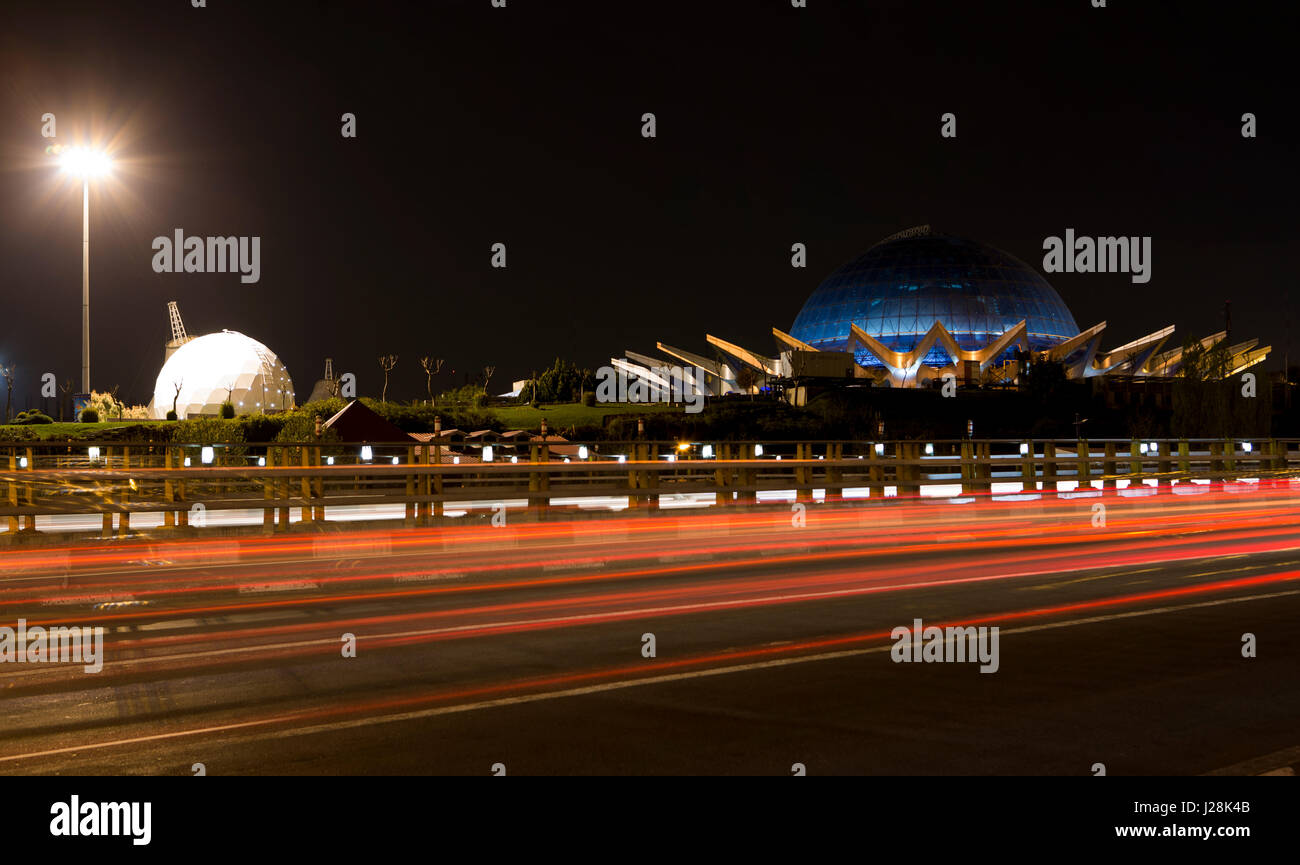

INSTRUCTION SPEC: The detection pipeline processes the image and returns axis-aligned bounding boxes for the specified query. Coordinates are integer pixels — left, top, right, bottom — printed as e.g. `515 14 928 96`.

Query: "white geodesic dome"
152 330 296 419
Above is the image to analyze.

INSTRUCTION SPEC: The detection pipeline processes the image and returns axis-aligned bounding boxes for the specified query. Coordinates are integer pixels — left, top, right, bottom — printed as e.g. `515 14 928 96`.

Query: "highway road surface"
2 480 1298 775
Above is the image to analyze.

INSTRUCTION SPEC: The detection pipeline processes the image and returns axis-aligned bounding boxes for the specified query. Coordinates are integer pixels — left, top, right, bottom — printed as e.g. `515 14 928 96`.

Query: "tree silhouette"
734 365 758 400
378 354 398 402
419 356 444 405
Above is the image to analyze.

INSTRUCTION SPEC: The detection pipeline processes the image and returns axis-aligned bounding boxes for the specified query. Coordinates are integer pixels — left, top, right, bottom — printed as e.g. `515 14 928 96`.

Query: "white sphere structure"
152 330 295 419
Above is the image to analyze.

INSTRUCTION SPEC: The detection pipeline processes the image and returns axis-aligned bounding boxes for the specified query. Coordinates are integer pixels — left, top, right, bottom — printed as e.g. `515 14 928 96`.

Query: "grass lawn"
490 402 675 431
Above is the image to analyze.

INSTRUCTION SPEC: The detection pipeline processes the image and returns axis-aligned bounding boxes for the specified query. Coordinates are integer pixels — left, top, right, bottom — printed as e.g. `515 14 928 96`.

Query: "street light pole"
82 177 90 393
52 145 111 397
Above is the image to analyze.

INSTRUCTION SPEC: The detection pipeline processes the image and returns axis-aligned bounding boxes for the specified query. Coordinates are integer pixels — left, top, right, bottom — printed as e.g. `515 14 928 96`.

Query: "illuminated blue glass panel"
791 231 1080 368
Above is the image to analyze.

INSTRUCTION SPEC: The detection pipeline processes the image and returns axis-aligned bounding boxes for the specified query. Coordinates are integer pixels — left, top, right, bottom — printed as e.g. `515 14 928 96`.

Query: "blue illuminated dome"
789 227 1079 367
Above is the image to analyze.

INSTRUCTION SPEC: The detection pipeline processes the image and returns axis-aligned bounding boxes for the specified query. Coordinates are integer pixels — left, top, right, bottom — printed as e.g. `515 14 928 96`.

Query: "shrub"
219 401 236 419
16 411 53 425
582 391 596 407
274 412 342 461
79 408 99 423
0 426 38 442
166 410 178 421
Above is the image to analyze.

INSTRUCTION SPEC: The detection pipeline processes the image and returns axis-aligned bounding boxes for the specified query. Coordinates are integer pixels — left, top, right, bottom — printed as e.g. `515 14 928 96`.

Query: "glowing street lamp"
55 146 113 393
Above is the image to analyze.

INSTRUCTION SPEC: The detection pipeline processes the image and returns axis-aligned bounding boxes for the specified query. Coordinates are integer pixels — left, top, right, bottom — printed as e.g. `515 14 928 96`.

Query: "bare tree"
59 378 72 422
378 354 398 402
172 379 184 418
734 366 758 400
108 384 122 420
481 365 496 395
419 356 444 406
0 364 13 423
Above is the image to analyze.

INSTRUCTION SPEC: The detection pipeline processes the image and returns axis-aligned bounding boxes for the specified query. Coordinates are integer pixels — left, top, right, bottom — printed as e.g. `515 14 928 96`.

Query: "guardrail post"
960 440 974 495
540 437 551 511
1156 440 1171 489
118 446 130 538
164 447 176 528
1020 440 1034 493
796 442 813 503
642 441 657 510
737 443 756 505
624 440 639 509
826 442 843 503
1102 442 1116 491
313 445 325 522
22 445 35 533
529 442 541 509
177 447 190 528
432 451 444 520
405 445 415 527
1223 438 1236 474
417 445 429 524
893 442 911 498
1208 440 1222 478
277 446 289 530
5 447 17 534
262 447 274 533
1128 439 1141 482
714 443 729 507
866 442 882 499
1178 439 1190 476
1044 441 1057 494
915 441 927 496
1076 440 1090 490
100 446 113 538
300 446 314 523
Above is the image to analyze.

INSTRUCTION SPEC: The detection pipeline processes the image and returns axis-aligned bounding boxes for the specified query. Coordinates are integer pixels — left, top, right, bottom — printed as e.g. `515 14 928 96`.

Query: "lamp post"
56 147 112 394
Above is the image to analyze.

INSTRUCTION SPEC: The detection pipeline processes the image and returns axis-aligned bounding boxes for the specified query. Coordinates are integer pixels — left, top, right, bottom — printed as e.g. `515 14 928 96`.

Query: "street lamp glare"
59 147 112 178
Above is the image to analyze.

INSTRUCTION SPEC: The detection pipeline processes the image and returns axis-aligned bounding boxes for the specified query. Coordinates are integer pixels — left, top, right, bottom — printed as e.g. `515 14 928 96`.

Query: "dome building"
622 225 1269 393
789 227 1079 363
151 329 296 419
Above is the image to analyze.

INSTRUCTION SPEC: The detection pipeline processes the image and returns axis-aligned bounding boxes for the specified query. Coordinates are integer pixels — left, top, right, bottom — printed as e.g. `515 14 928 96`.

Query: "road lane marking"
1022 567 1160 590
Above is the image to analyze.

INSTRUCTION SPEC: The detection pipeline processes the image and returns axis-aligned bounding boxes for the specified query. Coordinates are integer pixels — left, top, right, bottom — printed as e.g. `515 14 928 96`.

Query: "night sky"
0 0 1293 409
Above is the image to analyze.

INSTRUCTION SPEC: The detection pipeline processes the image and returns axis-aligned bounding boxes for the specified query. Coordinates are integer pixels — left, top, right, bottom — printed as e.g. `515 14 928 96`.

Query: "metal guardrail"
1 437 1297 537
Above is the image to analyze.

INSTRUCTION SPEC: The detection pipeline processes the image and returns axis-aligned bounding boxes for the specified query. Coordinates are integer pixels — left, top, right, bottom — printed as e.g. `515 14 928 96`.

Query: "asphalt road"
2 482 1298 775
